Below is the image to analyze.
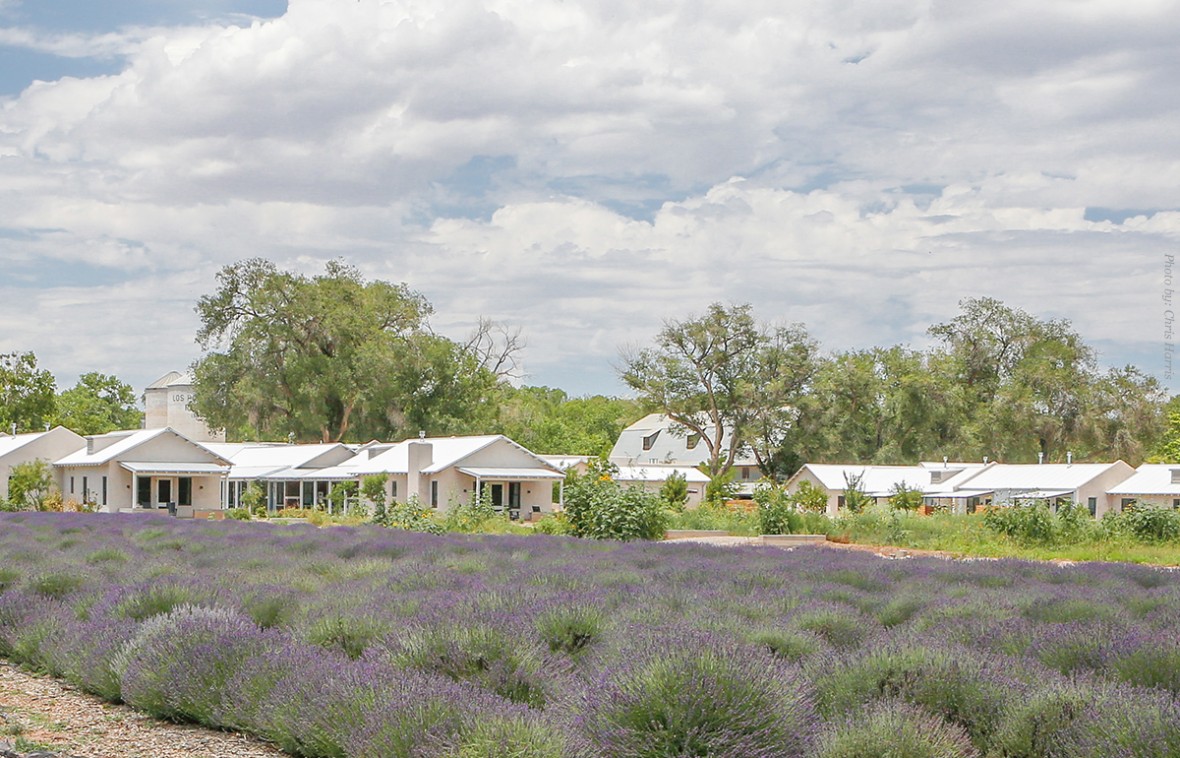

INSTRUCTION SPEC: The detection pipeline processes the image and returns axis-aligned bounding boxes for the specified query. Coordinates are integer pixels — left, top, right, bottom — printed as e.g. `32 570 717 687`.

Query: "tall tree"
54 372 142 435
619 303 816 478
192 259 514 442
0 352 56 433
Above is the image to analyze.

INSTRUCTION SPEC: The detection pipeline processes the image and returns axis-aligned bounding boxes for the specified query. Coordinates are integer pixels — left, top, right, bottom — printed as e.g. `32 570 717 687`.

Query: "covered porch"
459 466 566 520
121 461 229 518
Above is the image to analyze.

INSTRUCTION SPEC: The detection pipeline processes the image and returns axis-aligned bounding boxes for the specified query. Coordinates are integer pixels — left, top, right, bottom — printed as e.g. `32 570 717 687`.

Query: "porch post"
131 472 137 510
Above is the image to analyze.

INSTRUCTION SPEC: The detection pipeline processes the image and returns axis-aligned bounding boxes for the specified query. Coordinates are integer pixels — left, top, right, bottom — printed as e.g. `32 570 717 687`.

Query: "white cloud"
0 0 1179 394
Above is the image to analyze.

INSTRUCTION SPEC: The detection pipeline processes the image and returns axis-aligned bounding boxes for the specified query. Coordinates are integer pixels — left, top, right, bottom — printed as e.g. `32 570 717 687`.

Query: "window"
741 467 750 480
82 476 88 503
137 477 151 507
431 480 439 507
391 480 398 499
642 431 660 451
686 434 700 450
837 495 846 509
70 476 75 494
1088 497 1097 517
509 482 522 509
1173 498 1180 510
101 476 107 506
1121 498 1135 511
178 477 193 507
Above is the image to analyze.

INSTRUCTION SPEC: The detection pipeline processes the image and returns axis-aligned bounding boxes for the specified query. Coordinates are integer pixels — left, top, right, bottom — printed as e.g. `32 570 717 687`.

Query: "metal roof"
457 466 566 480
609 414 757 467
613 465 711 483
120 462 230 475
1108 464 1180 495
56 428 231 468
952 463 1126 492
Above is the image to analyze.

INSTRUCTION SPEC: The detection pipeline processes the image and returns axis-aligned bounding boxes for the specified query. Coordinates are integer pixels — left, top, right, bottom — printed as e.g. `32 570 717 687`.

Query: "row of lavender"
1 512 1178 757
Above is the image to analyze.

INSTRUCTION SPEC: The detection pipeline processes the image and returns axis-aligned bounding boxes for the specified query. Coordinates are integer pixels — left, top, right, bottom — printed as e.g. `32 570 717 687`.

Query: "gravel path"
0 661 284 758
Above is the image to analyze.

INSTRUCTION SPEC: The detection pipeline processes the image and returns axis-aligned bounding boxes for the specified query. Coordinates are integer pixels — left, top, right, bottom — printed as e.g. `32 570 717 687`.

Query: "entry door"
157 478 173 506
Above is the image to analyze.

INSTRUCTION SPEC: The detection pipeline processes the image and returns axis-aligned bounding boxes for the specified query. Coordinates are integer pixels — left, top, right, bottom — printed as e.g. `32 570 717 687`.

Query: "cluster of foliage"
561 462 668 541
622 299 1169 482
191 259 515 443
0 352 141 435
4 513 1180 757
984 501 1180 547
490 386 643 457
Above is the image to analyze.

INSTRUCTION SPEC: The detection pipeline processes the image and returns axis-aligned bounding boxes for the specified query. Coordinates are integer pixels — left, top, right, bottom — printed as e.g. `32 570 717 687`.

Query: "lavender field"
2 513 1179 757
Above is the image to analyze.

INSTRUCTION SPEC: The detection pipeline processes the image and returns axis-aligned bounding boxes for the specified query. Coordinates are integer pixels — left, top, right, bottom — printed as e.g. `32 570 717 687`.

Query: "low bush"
1104 505 1180 543
116 605 272 724
816 699 978 758
576 643 816 757
812 645 1012 750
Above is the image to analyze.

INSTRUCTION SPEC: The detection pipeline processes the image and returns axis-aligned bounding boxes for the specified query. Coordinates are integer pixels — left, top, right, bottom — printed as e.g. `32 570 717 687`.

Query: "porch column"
131 472 137 510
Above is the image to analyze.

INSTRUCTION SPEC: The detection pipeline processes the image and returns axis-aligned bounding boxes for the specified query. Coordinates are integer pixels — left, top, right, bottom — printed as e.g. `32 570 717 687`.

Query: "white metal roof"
952 463 1125 492
144 371 193 389
121 462 230 475
0 428 83 460
1108 464 1180 496
204 442 353 480
457 466 566 480
609 414 757 467
56 428 230 468
797 464 935 497
303 435 561 480
613 465 711 484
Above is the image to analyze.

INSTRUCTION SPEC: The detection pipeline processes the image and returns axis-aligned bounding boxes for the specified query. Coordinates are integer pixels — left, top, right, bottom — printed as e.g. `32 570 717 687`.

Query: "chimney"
983 456 989 464
407 440 434 503
1038 452 1044 465
1067 451 1073 465
942 456 948 468
87 436 95 455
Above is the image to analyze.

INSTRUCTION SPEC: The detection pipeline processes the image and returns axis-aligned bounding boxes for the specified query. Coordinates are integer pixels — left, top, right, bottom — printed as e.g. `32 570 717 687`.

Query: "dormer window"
1172 469 1180 485
642 431 660 451
686 434 700 450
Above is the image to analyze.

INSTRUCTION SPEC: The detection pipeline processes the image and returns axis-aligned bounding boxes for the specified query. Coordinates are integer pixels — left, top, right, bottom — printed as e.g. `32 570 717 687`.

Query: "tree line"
621 298 1169 479
0 353 141 436
4 260 1169 479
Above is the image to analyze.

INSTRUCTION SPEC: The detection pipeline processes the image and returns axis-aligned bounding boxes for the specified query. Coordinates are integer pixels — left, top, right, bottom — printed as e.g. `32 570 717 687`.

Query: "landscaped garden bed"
2 512 1179 757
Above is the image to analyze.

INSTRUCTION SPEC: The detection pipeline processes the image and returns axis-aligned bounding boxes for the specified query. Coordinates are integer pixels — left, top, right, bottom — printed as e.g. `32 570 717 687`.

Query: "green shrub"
226 508 251 521
791 479 829 513
532 513 572 535
535 604 605 657
563 462 667 541
30 572 84 599
888 482 924 512
748 629 822 663
1105 504 1180 543
983 502 1058 544
454 714 568 758
816 699 977 758
445 489 502 533
755 485 793 535
658 471 689 512
813 646 1009 750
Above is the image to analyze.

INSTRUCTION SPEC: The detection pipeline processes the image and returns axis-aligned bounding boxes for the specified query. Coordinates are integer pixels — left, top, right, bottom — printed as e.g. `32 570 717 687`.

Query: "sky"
1 0 1179 399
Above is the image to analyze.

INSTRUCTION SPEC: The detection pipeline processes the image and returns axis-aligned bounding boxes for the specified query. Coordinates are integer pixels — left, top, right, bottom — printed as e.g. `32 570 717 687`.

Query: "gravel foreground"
0 661 282 758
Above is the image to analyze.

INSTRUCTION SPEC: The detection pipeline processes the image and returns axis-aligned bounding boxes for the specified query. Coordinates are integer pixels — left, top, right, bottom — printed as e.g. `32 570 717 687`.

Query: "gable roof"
0 427 83 461
614 465 711 484
609 413 756 467
203 442 353 479
952 463 1127 493
1108 464 1180 496
55 428 231 467
794 464 936 497
313 435 561 479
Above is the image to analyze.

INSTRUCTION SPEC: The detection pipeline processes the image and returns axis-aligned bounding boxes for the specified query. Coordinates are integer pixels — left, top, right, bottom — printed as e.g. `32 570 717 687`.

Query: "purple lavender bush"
4 512 1180 758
